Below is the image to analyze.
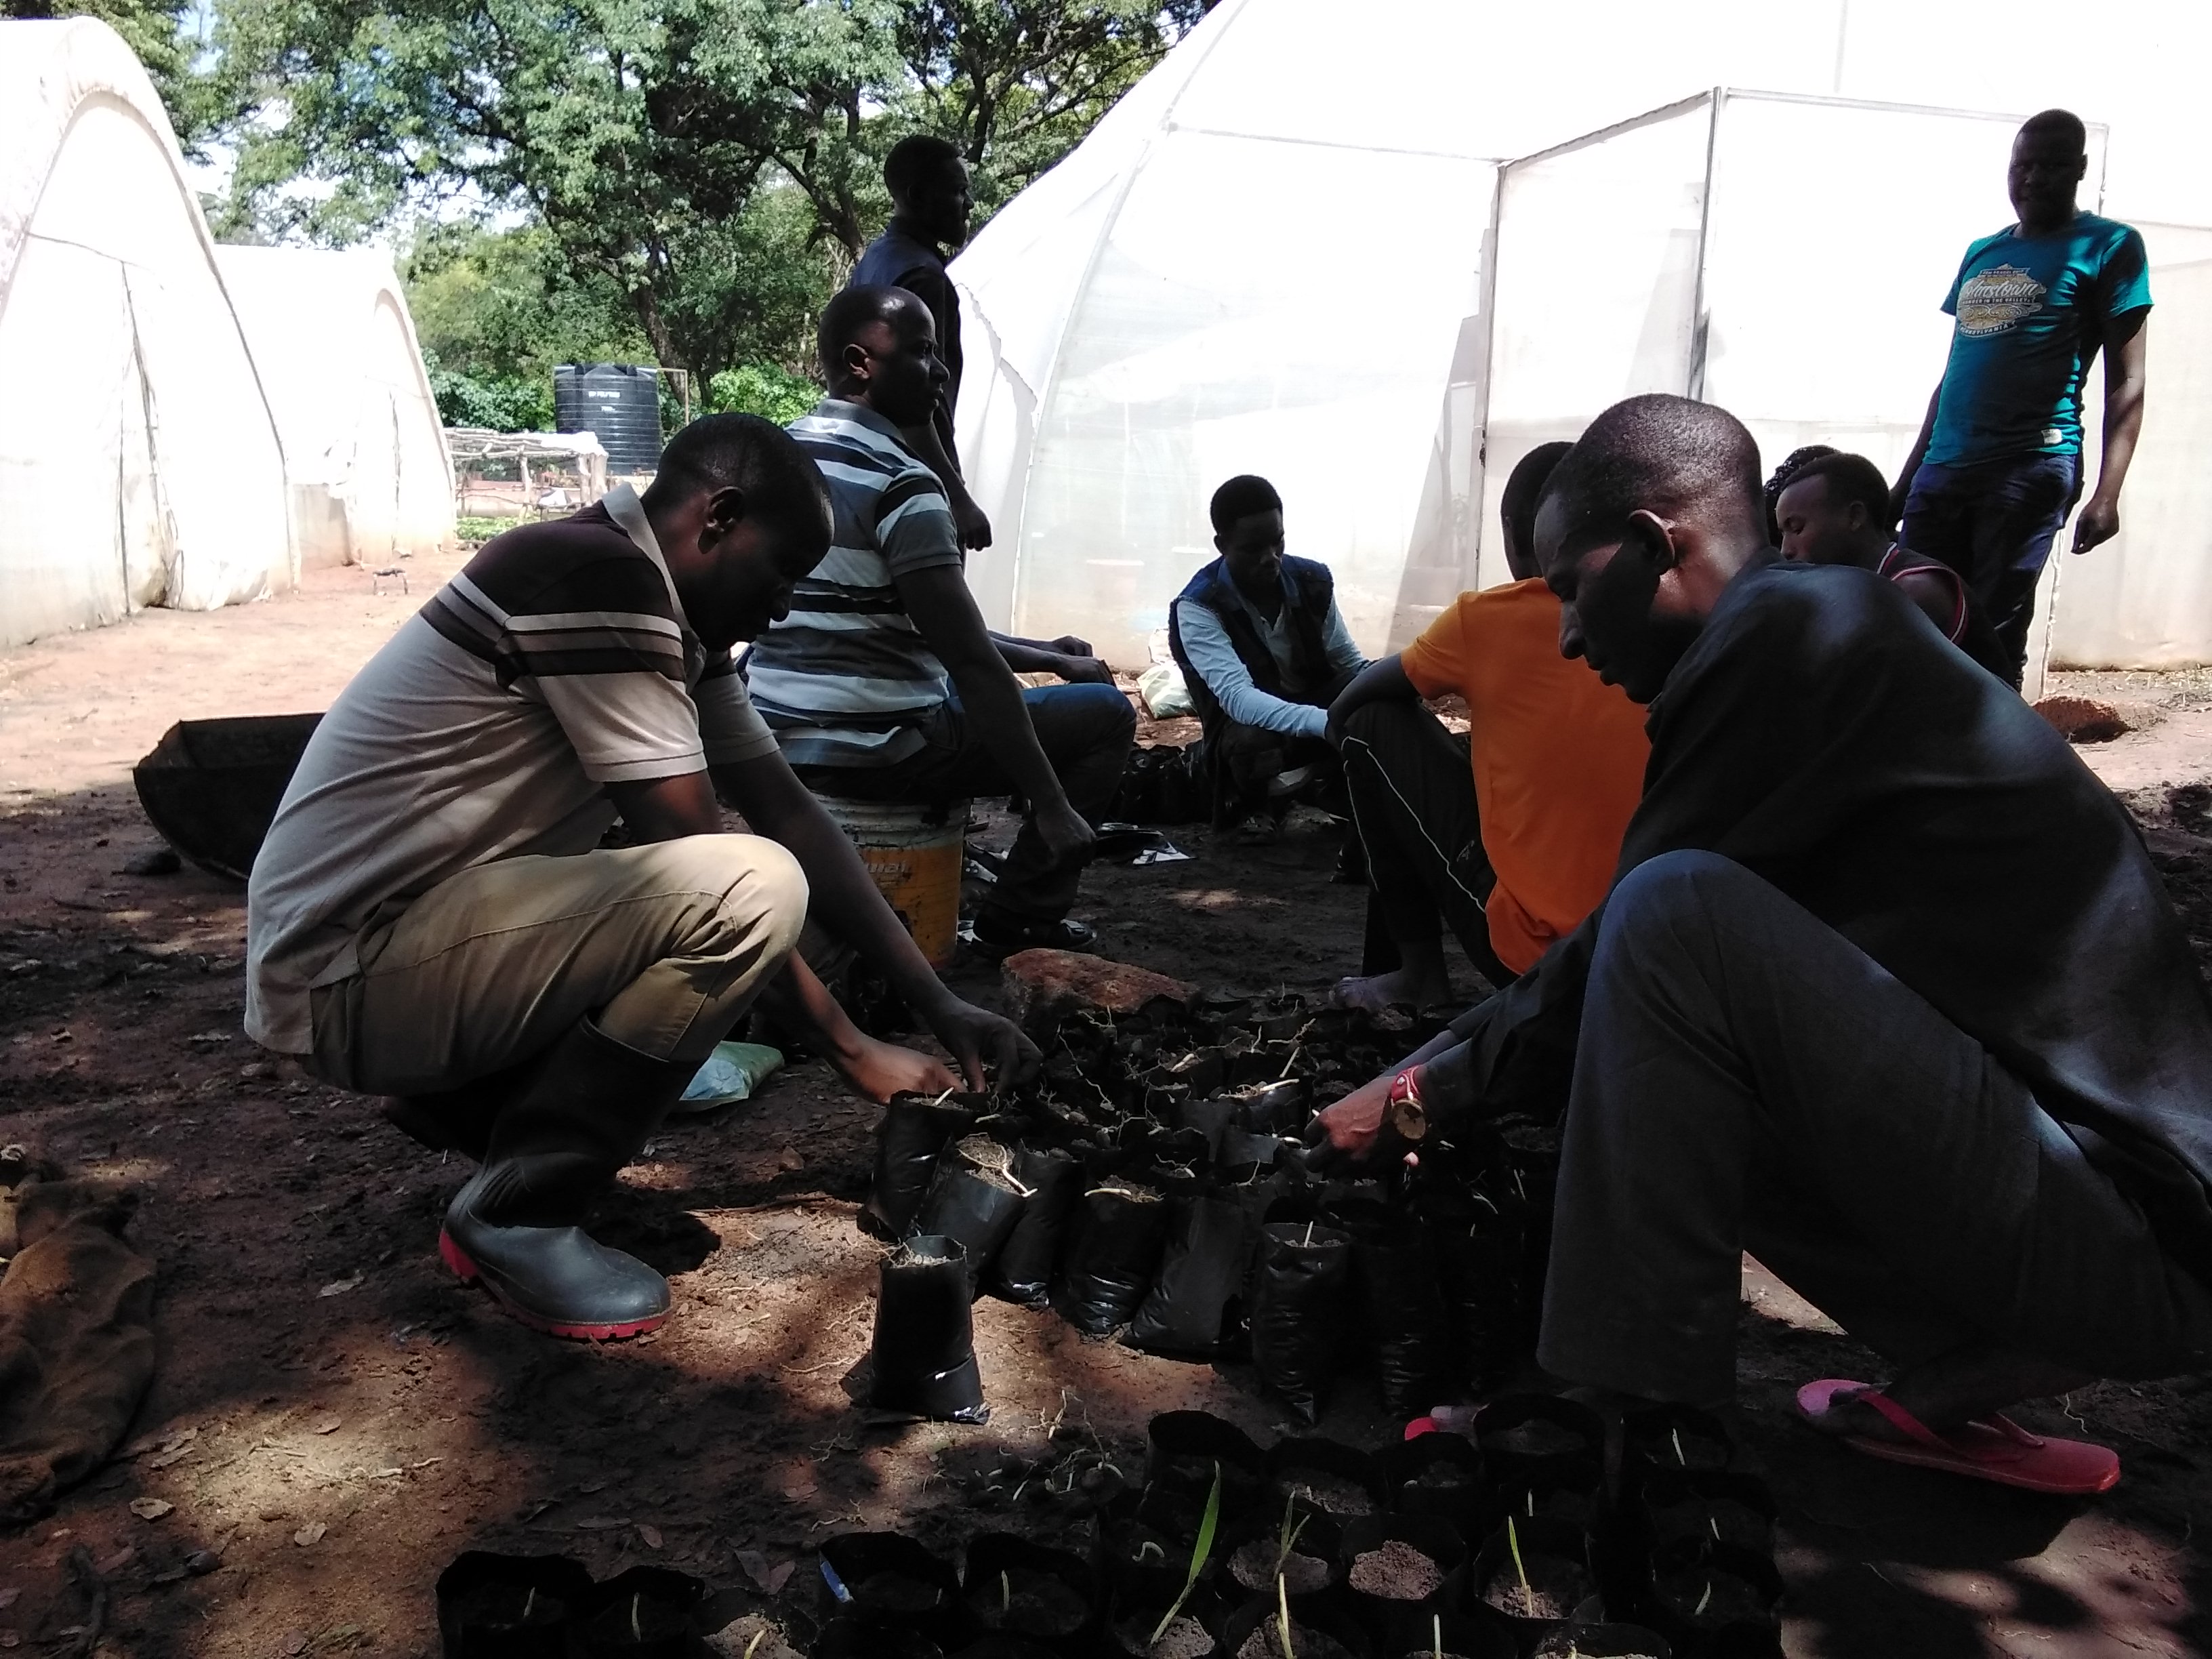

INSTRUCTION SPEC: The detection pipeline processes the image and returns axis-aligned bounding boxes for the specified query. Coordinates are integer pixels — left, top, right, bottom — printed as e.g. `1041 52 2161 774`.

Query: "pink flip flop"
1796 1378 2120 1496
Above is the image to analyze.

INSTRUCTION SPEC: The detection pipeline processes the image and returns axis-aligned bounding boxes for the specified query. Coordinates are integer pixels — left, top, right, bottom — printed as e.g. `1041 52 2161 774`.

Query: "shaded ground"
0 567 2209 1656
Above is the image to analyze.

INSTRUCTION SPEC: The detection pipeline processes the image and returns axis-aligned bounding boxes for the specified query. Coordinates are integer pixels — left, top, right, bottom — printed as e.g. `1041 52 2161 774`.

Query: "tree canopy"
200 0 1210 426
7 0 217 144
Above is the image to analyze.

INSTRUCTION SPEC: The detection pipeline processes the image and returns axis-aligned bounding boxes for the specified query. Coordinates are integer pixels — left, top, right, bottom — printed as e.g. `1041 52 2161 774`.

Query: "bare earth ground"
1 560 2210 1658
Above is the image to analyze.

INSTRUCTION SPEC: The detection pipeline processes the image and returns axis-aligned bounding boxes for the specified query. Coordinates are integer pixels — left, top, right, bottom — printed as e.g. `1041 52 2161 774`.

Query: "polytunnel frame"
1462 85 2112 609
1 20 300 645
983 10 1509 655
996 6 1251 640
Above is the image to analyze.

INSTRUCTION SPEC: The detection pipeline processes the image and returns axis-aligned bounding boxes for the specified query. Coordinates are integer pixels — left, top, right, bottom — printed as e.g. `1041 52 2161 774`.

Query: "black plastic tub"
132 712 323 881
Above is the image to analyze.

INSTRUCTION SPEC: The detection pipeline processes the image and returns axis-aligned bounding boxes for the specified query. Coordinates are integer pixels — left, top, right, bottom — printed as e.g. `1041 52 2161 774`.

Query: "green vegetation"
185 0 1212 430
1149 1462 1221 1647
708 363 823 426
9 0 218 145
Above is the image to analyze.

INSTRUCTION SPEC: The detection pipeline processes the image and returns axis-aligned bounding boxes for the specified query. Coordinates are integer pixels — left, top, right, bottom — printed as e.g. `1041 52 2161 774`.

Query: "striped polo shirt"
245 485 777 1053
745 399 964 769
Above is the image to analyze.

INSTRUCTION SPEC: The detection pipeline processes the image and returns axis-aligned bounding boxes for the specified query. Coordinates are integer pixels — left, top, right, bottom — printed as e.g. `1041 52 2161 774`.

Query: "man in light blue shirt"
1168 475 1366 828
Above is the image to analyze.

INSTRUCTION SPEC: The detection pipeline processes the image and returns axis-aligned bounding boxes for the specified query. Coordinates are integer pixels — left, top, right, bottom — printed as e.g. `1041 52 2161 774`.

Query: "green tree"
207 0 1208 383
889 1 1212 220
405 223 649 382
7 0 216 145
211 0 902 372
706 361 821 424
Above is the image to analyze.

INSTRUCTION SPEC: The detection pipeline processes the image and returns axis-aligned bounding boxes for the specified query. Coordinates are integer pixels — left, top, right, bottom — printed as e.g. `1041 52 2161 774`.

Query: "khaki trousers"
308 836 808 1094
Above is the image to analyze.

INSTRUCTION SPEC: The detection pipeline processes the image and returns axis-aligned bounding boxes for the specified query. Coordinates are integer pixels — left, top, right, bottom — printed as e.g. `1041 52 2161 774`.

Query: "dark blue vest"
1167 555 1338 739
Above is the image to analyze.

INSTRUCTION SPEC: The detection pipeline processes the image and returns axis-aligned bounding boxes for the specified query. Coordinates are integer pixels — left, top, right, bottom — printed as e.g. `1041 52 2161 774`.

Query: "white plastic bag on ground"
678 1040 785 1111
1138 661 1193 718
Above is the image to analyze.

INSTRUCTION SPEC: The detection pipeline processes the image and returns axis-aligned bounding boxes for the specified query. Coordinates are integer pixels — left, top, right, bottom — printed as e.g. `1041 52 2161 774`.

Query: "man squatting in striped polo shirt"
747 286 1137 956
247 415 1040 1341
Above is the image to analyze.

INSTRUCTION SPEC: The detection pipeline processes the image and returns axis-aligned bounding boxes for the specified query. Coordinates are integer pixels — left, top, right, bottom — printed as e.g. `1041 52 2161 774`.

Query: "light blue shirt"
1172 573 1366 740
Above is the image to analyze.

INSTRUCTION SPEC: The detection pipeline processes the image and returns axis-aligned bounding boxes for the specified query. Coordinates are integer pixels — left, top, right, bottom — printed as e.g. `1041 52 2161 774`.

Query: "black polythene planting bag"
990 1145 1078 1307
867 1234 989 1423
862 1094 980 1240
1249 1220 1354 1425
1055 1183 1172 1335
574 1565 711 1658
911 1155 1027 1298
1126 1194 1252 1358
436 1551 596 1659
1351 1227 1453 1418
1429 1209 1526 1390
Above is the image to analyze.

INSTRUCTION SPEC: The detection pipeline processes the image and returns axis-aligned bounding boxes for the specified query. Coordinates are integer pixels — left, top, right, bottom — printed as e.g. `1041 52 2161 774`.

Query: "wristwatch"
1385 1065 1429 1143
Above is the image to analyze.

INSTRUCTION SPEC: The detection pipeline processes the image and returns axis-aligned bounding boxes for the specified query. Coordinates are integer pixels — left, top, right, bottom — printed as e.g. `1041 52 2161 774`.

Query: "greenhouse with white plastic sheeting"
1475 91 2108 588
215 246 457 572
0 18 293 649
952 0 2212 674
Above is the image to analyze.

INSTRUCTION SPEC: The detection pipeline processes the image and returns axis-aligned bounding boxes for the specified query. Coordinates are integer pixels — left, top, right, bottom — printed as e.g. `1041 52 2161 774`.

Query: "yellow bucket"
817 796 969 968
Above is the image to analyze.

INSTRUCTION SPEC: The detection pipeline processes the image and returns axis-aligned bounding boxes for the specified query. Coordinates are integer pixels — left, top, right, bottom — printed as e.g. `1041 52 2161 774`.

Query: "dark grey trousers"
1538 850 2212 1405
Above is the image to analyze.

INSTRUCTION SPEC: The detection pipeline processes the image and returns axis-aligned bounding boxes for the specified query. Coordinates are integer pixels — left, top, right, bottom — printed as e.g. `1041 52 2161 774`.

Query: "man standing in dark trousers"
1325 443 1647 1008
1891 108 2151 687
1317 394 2212 1493
851 134 991 551
1168 475 1366 833
748 287 1133 956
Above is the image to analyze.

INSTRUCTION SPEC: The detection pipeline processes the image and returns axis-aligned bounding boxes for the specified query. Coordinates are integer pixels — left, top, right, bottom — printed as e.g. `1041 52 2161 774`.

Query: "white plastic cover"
0 18 293 647
1475 98 1714 592
216 246 457 569
2041 222 2212 669
954 0 2212 666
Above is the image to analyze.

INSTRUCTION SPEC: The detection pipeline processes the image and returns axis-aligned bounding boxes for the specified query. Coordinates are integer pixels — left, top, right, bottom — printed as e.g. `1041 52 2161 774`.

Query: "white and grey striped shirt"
745 400 966 769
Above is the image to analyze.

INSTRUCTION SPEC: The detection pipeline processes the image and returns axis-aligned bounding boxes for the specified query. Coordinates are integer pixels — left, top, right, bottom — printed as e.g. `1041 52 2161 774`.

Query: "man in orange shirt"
1327 443 1651 1010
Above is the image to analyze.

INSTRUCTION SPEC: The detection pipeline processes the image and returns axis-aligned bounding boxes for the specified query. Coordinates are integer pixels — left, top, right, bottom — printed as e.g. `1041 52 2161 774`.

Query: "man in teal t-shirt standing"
1891 108 2151 687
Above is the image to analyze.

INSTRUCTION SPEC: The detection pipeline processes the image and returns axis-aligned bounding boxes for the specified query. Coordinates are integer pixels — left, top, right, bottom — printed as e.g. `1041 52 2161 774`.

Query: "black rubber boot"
438 1018 693 1340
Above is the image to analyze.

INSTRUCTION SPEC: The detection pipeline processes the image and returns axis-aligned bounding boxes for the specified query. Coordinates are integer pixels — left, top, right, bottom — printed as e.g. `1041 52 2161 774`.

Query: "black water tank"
554 363 663 473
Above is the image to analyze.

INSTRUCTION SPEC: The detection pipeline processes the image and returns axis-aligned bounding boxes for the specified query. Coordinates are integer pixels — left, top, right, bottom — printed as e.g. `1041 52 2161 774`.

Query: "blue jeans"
794 683 1134 925
1538 852 2212 1405
1901 451 2082 687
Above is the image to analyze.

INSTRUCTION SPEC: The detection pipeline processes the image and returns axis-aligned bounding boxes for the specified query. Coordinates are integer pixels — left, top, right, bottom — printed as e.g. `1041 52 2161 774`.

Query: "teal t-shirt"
1925 213 2152 467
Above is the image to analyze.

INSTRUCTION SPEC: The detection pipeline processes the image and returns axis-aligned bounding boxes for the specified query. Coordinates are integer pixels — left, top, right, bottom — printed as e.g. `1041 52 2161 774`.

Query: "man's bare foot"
1803 1345 2097 1444
1332 966 1452 1013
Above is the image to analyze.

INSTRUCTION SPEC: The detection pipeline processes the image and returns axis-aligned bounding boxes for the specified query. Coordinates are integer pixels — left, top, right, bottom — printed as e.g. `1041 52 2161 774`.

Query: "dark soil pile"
1481 1420 1584 1459
853 1572 946 1616
966 1567 1090 1635
1482 1557 1593 1620
1118 1614 1215 1658
1230 1540 1332 1595
1236 1622 1357 1659
1347 1538 1444 1599
1277 1473 1376 1517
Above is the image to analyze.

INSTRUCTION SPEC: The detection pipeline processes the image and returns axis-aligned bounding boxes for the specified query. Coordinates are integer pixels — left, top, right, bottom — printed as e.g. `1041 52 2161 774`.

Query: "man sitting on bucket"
1314 393 2212 1494
746 285 1135 956
246 413 1036 1341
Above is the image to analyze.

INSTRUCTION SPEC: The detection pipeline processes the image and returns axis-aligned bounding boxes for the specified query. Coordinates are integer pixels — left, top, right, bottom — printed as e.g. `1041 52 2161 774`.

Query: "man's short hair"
1500 441 1574 561
817 284 922 382
643 413 828 533
1210 474 1283 537
2018 108 2087 154
1763 443 1838 541
886 134 964 202
1776 450 1892 527
1538 394 1763 553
